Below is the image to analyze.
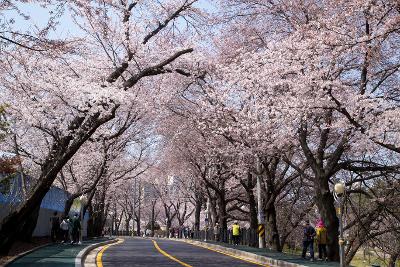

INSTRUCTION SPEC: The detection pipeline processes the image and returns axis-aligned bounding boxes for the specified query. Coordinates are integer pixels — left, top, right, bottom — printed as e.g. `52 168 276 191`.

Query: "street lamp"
78 195 88 245
334 182 346 267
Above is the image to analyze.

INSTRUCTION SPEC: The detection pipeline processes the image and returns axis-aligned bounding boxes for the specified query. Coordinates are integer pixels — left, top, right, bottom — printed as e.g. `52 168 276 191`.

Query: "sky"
6 0 215 39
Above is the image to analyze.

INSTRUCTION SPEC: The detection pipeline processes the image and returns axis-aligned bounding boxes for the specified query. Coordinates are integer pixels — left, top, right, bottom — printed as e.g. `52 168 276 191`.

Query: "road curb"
171 238 308 267
1 243 52 267
75 238 119 267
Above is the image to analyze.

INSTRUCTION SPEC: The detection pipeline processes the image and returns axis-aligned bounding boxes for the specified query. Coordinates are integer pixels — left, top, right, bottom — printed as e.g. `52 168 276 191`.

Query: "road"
100 237 262 267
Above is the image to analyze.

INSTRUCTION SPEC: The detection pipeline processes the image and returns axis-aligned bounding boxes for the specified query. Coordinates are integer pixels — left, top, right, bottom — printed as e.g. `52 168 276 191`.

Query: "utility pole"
256 157 266 248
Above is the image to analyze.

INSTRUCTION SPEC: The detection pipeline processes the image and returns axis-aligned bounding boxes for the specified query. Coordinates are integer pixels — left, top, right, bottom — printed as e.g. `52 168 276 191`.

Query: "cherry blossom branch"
0 35 44 51
122 48 194 89
142 0 196 45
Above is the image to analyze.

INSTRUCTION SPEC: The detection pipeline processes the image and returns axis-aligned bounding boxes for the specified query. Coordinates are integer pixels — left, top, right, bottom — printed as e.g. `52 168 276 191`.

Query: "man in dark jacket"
71 213 81 244
50 212 60 242
301 220 316 261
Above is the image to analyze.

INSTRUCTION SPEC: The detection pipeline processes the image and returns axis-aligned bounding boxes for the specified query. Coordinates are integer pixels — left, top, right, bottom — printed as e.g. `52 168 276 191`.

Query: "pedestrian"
316 219 328 261
68 216 74 243
214 223 220 241
190 225 195 239
71 213 81 244
60 216 70 243
301 220 316 261
232 221 240 245
50 211 60 242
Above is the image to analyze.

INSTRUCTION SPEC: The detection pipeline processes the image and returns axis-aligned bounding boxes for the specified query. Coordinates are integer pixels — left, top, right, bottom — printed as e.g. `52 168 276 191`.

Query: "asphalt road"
101 237 259 267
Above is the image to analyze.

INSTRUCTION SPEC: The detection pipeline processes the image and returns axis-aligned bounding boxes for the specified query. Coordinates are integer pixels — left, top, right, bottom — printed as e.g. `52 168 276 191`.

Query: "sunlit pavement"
101 237 258 267
7 237 340 267
7 238 110 267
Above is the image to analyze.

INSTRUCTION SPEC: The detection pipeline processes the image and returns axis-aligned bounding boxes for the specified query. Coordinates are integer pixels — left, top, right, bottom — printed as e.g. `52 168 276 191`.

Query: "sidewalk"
5 238 111 267
185 239 340 267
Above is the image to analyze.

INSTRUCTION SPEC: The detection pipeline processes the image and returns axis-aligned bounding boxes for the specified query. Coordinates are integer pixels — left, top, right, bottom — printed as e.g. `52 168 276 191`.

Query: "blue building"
0 174 88 237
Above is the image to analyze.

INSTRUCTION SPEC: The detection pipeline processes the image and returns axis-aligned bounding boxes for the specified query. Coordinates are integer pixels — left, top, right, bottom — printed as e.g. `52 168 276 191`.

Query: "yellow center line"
96 239 125 267
152 240 193 267
186 241 270 267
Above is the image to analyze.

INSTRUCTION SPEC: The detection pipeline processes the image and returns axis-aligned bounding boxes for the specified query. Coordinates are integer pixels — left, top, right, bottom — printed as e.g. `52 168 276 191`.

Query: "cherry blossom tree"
0 0 202 253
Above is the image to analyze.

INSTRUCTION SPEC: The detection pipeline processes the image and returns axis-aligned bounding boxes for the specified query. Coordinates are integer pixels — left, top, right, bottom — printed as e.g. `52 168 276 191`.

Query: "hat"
316 219 325 228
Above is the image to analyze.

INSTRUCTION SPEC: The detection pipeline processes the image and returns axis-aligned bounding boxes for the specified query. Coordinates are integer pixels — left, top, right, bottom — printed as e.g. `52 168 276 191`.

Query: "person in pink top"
316 219 328 261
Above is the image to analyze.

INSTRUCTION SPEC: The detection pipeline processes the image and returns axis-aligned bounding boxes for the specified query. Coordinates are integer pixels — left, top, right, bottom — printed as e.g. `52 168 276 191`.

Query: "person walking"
50 212 60 242
232 222 240 246
60 216 70 243
214 223 220 242
302 220 316 261
316 219 328 261
71 213 81 244
68 216 74 243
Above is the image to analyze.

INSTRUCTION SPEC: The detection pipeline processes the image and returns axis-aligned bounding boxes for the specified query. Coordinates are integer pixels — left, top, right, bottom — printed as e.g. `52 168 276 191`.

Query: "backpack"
304 226 315 241
51 216 60 228
60 220 69 231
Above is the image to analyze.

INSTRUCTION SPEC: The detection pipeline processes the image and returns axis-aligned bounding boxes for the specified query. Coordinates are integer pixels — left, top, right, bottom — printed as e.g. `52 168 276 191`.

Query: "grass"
282 245 400 267
350 252 400 267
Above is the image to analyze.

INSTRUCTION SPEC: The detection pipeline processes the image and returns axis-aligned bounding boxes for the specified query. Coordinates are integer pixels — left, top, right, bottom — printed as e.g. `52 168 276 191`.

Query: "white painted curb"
75 238 118 267
171 238 308 267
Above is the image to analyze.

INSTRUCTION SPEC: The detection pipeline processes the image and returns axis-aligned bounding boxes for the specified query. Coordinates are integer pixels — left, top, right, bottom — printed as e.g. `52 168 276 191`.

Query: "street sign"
257 224 265 237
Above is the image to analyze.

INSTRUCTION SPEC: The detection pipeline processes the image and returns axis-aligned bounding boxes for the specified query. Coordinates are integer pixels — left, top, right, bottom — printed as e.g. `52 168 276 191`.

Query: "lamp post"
334 182 346 267
78 195 88 245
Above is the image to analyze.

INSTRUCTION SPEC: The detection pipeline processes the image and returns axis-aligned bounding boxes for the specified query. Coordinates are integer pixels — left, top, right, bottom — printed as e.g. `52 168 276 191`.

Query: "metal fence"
112 230 133 236
191 228 259 247
110 228 259 247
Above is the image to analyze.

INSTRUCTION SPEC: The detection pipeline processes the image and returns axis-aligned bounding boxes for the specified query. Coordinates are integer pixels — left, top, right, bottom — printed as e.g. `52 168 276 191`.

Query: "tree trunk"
209 197 218 227
0 166 60 254
63 197 75 218
388 253 399 267
247 188 258 247
265 200 281 251
166 220 171 237
194 198 202 232
125 219 130 235
217 193 228 242
87 204 94 237
136 217 141 236
17 205 40 242
151 201 155 237
315 177 340 261
0 110 117 254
